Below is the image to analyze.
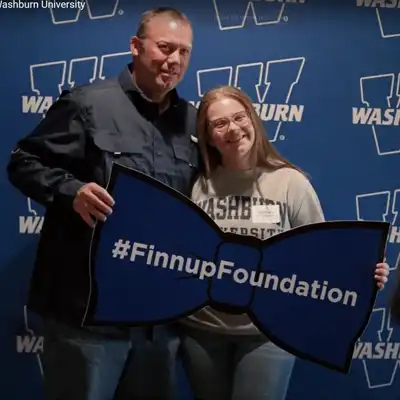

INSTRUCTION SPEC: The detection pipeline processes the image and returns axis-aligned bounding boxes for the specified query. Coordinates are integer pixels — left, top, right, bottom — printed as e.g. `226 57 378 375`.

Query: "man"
7 7 199 400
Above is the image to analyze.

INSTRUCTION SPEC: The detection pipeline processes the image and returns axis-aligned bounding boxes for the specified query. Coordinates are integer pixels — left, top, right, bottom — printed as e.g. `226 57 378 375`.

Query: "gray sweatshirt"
180 166 325 335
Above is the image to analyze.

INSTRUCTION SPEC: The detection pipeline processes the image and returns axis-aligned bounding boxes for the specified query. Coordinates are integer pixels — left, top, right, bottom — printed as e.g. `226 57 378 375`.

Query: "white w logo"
50 0 120 25
212 0 306 31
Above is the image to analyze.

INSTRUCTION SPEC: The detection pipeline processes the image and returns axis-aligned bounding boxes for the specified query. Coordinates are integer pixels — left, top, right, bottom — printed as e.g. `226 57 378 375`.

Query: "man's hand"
73 182 115 228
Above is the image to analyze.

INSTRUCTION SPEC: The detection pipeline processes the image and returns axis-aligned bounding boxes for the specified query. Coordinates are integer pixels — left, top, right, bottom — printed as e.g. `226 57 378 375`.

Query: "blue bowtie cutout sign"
84 163 390 374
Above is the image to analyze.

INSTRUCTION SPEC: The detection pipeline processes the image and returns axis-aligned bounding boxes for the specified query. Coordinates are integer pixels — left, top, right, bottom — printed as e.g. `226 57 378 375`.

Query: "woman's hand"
374 262 389 289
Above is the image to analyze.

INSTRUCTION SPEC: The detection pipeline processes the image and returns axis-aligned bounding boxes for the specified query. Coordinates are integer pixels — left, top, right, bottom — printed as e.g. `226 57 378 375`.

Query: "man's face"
131 15 193 94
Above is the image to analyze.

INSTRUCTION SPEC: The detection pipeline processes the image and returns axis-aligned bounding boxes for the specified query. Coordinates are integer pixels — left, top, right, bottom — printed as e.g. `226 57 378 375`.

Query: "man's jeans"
40 319 180 400
179 325 296 400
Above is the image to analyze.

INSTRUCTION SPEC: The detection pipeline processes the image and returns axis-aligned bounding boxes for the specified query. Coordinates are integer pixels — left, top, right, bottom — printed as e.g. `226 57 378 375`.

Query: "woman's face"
206 97 256 169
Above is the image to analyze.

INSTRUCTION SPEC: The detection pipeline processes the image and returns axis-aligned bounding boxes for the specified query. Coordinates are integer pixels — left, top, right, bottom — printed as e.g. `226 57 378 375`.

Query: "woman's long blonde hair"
196 85 305 179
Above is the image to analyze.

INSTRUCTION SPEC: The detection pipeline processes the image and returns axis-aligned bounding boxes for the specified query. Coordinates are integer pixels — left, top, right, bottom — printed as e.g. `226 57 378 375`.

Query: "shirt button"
157 151 162 156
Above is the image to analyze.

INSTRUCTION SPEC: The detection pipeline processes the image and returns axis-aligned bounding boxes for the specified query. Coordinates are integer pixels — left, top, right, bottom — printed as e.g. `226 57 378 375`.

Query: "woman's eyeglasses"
208 111 250 133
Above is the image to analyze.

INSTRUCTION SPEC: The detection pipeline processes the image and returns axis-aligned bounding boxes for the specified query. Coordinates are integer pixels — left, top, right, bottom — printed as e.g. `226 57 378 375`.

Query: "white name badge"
252 205 281 224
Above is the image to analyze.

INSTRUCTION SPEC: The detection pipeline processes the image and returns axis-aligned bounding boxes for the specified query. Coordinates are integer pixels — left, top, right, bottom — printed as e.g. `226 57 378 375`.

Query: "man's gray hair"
136 7 191 38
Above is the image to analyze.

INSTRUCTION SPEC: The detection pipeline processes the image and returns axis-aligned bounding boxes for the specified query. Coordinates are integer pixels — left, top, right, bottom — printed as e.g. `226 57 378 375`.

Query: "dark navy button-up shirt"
6 63 201 323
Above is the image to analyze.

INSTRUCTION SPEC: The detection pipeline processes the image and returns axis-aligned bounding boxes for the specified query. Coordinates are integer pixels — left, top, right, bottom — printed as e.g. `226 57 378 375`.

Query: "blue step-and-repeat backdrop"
1 0 400 399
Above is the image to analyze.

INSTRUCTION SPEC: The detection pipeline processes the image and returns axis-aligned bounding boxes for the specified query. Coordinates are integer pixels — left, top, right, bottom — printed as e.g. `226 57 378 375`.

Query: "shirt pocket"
90 130 145 186
170 143 199 197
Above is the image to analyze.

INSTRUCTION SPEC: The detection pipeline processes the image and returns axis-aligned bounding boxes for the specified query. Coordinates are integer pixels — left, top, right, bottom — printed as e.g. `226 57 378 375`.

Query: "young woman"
179 85 390 400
